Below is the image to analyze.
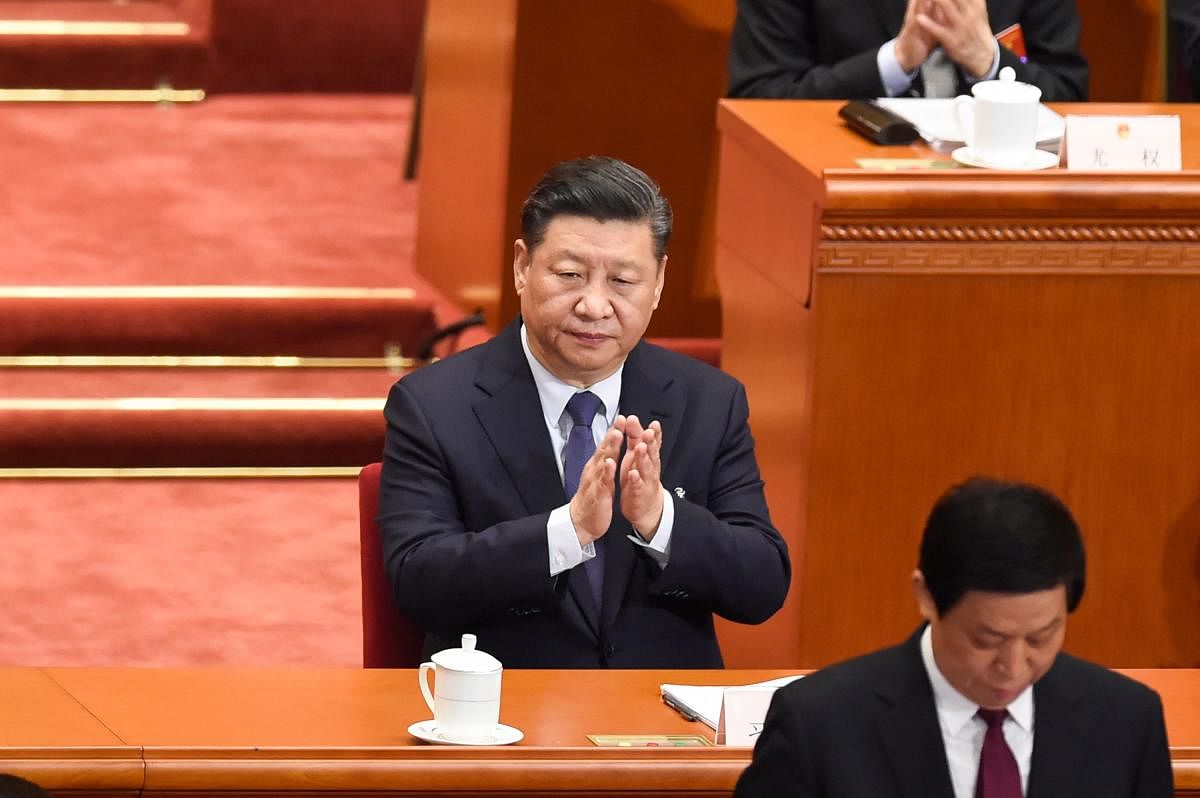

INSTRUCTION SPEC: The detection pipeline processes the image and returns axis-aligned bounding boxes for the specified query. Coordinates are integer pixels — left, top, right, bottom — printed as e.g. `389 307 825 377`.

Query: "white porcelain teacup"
418 633 502 742
954 66 1043 168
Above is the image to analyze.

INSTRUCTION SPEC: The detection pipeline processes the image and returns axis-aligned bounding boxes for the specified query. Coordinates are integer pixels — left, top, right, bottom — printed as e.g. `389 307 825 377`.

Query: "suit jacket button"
604 643 616 657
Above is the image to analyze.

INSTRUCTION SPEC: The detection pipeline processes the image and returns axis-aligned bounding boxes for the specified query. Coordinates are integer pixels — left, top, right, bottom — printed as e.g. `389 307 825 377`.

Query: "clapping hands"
569 415 665 547
897 0 997 78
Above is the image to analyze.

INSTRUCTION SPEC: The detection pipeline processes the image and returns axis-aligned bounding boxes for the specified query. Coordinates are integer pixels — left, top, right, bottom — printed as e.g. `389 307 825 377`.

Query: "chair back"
358 462 423 667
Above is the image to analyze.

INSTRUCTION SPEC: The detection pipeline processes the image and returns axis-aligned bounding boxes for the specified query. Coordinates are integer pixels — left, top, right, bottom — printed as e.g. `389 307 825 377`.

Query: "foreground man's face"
918 580 1068 709
514 215 664 388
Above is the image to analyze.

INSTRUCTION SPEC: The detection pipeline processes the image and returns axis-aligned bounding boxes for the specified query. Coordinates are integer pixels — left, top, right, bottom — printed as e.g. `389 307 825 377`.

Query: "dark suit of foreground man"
736 477 1172 797
379 157 790 668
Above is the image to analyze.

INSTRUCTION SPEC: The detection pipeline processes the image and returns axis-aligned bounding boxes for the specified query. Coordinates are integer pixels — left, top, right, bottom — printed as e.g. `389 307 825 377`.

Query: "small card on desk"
588 734 712 747
1063 115 1182 170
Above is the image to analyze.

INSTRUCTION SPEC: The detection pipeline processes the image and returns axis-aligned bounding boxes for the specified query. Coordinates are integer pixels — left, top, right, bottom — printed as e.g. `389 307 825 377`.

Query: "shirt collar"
920 625 1034 736
520 324 622 431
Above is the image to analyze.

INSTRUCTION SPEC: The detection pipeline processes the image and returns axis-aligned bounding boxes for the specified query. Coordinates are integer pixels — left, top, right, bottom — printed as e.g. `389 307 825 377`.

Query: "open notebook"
875 97 1065 153
660 675 804 730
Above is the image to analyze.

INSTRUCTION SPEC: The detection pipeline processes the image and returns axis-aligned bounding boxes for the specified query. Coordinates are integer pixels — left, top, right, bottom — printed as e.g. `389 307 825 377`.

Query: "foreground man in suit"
736 477 1172 797
729 0 1088 100
379 156 790 668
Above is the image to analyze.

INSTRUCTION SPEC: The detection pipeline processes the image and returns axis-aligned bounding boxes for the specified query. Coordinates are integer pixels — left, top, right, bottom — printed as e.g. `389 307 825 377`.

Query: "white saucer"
408 719 524 746
951 146 1059 171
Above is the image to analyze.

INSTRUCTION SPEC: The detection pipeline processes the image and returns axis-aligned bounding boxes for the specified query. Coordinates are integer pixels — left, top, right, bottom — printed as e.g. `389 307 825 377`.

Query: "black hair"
0 775 53 798
919 477 1086 615
519 156 672 261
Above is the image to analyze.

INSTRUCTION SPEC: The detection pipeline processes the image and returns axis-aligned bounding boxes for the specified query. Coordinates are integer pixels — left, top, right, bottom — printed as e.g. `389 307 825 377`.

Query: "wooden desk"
0 668 141 796
1 668 1197 796
712 100 1200 671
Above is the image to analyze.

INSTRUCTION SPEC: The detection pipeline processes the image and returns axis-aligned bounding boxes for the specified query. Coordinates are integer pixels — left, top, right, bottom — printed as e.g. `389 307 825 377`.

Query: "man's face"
514 215 665 387
914 573 1068 709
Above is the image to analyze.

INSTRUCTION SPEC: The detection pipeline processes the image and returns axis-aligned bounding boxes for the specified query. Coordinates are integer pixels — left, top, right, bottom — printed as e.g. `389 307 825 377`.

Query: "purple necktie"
975 709 1021 798
563 391 604 608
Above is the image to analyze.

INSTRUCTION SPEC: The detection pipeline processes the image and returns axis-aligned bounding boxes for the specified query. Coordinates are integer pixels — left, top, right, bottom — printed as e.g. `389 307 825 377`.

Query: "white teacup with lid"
954 66 1043 168
418 634 502 742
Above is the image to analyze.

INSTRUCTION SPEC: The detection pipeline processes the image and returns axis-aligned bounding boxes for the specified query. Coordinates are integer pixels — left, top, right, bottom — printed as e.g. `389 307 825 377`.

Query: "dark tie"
563 391 604 608
975 709 1021 798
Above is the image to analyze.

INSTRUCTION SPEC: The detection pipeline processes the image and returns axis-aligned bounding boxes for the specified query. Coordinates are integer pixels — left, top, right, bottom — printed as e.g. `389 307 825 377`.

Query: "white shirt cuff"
625 485 674 569
878 39 918 97
966 39 1001 84
547 503 595 576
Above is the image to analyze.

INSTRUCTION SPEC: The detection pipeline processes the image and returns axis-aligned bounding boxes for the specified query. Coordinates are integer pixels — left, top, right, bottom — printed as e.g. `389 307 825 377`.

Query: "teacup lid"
974 66 1041 102
430 634 502 673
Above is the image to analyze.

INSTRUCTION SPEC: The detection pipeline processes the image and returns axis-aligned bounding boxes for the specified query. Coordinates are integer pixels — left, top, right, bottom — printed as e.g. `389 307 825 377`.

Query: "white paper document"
660 675 803 731
875 98 1065 151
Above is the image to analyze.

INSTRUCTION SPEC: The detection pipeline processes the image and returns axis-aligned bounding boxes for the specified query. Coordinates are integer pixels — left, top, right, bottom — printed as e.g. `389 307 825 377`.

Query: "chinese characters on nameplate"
1063 115 1182 171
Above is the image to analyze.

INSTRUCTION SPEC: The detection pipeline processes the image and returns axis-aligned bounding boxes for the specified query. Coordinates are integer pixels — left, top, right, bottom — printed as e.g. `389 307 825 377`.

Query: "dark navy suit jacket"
728 0 1089 100
735 627 1174 797
378 319 790 668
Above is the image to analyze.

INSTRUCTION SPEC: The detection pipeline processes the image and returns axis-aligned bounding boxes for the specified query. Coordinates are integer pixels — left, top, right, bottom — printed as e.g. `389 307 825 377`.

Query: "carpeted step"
0 0 210 91
0 286 440 357
0 366 399 468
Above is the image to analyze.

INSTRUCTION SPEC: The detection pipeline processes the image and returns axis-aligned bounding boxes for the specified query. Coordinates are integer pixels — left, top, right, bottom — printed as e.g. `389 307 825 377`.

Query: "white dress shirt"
920 625 1034 798
519 325 674 576
877 38 1002 96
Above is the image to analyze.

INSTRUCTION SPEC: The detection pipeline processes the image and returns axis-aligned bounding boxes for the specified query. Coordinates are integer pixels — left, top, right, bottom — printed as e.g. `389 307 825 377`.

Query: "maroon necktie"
975 709 1021 798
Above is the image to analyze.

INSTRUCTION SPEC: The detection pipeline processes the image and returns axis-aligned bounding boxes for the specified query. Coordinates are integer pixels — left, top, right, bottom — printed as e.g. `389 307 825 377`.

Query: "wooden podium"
714 100 1200 670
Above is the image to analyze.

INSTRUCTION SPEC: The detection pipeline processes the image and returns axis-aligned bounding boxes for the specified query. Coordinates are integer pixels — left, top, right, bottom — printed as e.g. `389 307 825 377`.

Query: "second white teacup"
418 633 502 742
954 66 1042 168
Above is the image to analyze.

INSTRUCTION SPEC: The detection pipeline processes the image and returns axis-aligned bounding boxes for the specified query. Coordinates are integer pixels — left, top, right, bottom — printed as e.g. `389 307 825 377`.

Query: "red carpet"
0 478 361 667
0 94 430 665
0 95 423 287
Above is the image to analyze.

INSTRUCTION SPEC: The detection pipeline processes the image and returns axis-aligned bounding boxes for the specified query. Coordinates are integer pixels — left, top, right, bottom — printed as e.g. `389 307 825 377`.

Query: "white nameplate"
1063 115 1181 171
715 675 803 747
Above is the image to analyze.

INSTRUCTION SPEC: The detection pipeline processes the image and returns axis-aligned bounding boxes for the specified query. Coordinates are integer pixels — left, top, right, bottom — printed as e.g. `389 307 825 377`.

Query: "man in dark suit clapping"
378 156 790 668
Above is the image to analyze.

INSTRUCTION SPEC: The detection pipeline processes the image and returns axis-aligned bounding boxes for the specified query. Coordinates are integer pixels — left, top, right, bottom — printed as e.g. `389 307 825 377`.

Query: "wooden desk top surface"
3 666 1195 746
716 100 1200 215
718 100 1200 171
3 667 1198 794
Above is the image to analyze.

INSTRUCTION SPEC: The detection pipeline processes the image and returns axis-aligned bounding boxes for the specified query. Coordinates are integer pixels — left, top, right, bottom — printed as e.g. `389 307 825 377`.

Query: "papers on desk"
875 98 1065 153
660 675 804 744
661 683 725 729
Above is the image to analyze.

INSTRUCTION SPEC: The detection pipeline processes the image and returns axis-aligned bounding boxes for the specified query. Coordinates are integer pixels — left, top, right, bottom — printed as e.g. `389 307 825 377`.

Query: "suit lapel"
473 321 603 639
472 321 566 516
1027 659 1089 798
599 343 683 629
875 631 957 798
617 342 682 472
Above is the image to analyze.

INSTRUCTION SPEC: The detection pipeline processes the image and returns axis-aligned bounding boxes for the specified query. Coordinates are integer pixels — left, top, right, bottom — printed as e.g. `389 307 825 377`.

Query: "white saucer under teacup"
953 66 1048 169
413 633 522 745
950 146 1059 171
407 719 524 746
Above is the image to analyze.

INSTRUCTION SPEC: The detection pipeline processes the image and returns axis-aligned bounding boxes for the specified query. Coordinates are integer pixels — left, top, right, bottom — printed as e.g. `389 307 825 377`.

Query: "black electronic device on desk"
839 100 921 145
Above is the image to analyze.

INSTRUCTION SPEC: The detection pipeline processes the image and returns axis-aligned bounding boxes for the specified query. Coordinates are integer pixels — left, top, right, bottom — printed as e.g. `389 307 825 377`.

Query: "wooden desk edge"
0 747 144 791
139 746 746 791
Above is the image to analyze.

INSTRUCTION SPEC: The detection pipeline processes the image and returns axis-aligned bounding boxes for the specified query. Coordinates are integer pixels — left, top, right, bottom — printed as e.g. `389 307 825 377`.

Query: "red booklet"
995 23 1028 62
